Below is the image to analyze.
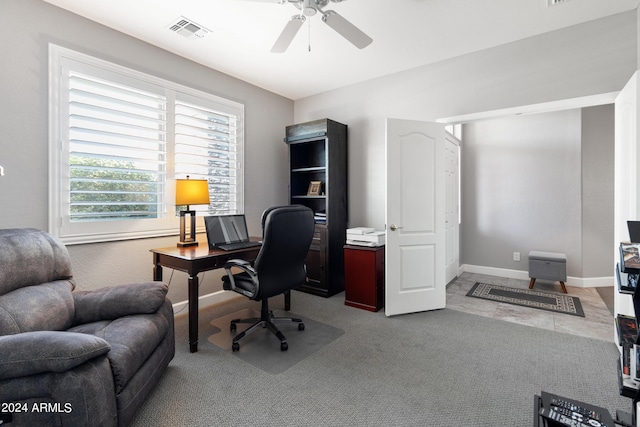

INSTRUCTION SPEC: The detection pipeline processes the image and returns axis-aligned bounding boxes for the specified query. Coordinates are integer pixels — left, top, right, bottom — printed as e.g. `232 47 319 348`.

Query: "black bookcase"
285 118 347 297
616 242 640 424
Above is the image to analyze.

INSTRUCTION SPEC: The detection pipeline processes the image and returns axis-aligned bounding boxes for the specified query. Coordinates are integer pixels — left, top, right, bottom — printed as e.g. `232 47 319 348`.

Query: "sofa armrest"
0 331 110 381
73 281 168 325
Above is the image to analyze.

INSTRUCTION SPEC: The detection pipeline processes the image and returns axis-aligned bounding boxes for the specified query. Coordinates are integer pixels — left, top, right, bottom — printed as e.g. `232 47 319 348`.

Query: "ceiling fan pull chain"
308 17 311 52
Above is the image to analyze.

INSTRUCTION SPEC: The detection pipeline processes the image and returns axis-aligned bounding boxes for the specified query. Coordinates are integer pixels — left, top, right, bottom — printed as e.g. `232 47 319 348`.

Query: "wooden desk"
151 240 262 353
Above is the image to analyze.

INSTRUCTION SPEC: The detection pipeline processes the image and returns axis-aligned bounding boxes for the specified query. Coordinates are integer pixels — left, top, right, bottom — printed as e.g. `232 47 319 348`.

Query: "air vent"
547 0 570 6
168 17 211 39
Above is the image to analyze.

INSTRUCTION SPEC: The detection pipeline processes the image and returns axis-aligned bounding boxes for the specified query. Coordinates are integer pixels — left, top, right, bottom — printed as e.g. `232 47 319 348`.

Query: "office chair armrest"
223 259 259 298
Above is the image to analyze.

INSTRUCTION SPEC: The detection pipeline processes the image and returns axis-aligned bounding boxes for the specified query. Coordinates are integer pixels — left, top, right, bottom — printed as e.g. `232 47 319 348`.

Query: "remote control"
539 407 597 427
551 398 601 422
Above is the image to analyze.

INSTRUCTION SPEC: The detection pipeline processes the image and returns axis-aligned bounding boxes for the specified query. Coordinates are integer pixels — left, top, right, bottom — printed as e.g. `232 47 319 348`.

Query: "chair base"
230 298 304 352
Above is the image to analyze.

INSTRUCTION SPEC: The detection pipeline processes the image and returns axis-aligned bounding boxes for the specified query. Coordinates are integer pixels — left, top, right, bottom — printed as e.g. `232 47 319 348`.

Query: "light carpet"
130 289 629 427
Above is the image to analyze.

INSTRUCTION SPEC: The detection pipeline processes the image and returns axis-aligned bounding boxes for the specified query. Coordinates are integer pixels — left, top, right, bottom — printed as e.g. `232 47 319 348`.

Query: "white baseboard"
460 264 614 288
172 290 242 317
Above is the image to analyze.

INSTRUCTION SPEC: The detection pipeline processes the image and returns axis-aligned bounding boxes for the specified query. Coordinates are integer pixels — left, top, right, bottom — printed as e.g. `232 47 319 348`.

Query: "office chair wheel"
232 342 240 352
281 342 288 351
298 323 305 331
230 323 236 333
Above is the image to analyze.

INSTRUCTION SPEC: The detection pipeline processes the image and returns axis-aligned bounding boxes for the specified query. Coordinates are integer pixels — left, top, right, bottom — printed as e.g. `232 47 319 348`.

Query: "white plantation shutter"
49 45 244 243
174 97 240 215
68 72 167 221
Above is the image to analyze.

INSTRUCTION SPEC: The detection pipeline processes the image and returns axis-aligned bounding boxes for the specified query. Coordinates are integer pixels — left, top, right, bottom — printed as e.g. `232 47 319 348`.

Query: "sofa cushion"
0 331 110 380
0 281 75 336
73 282 168 325
0 228 73 297
68 302 171 393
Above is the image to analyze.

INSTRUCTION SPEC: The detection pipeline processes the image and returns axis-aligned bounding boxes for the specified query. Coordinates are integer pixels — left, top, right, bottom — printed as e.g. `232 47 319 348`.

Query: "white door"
385 118 446 316
444 135 460 284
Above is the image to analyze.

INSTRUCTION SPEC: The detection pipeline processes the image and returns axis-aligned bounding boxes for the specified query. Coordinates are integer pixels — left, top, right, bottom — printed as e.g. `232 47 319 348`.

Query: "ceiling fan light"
322 10 372 49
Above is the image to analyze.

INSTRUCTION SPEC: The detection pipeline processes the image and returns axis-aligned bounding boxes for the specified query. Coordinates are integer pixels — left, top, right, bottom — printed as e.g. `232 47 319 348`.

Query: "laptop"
204 214 261 251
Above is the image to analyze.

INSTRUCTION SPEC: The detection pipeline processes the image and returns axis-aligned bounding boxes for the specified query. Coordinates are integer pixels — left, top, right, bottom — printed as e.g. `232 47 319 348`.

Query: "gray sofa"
0 228 175 427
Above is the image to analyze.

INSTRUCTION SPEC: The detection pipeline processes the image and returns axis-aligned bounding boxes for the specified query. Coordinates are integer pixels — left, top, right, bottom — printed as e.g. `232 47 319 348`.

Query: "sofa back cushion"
0 228 73 296
0 229 76 335
0 281 75 335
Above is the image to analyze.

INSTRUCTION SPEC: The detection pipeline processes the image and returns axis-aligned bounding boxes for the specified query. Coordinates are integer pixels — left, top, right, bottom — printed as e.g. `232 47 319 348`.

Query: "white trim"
438 92 619 124
460 264 613 288
172 289 242 316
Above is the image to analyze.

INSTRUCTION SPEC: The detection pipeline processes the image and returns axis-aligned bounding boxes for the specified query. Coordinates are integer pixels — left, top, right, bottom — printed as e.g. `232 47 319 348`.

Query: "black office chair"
222 205 315 351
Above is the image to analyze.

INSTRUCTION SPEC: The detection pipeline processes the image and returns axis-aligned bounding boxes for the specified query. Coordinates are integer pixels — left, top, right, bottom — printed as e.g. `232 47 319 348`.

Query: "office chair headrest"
261 205 312 231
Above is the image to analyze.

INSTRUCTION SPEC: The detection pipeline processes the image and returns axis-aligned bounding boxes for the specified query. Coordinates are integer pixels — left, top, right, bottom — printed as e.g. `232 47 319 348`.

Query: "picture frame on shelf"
307 181 322 196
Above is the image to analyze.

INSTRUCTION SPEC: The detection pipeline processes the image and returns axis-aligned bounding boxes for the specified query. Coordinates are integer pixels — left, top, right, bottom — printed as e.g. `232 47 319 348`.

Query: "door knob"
390 224 403 231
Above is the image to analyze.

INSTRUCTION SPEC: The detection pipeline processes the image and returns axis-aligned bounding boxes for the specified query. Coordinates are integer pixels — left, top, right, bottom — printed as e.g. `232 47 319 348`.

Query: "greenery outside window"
49 45 244 244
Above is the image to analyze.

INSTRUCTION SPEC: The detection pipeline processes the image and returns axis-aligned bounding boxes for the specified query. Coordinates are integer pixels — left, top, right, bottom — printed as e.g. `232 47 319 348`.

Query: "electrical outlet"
513 252 521 261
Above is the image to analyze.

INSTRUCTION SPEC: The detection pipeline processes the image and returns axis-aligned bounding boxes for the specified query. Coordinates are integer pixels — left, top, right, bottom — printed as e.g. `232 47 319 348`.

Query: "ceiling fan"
246 0 373 53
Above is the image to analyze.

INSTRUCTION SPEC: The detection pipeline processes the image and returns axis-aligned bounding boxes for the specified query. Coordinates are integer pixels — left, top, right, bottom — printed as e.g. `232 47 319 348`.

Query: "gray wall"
581 104 615 278
294 11 636 279
462 110 582 276
461 106 614 279
0 0 294 303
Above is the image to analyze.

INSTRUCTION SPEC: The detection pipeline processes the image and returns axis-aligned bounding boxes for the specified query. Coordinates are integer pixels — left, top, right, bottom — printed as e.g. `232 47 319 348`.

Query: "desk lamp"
175 176 210 247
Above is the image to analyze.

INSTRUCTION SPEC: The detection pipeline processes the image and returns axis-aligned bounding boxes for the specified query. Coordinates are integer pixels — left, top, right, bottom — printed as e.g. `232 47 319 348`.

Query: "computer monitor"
628 221 640 243
204 214 250 249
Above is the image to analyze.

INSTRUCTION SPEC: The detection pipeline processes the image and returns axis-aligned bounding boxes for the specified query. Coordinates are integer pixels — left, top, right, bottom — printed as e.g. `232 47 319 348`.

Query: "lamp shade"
175 178 210 206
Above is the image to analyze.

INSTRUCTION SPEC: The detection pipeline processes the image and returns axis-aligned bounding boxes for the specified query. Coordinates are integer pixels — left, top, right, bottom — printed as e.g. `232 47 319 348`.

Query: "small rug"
208 308 344 374
466 282 585 317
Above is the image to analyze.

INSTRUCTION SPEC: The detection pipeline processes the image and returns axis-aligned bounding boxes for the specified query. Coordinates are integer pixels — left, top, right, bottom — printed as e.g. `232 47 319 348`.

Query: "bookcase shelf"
291 166 327 173
285 118 347 298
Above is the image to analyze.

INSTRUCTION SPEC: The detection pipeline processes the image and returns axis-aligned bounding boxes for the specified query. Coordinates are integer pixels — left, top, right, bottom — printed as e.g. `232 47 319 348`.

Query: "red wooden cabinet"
344 245 385 312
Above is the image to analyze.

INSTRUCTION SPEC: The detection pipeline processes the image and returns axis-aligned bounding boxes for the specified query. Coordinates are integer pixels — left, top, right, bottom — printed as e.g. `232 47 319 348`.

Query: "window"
174 96 239 215
49 45 244 244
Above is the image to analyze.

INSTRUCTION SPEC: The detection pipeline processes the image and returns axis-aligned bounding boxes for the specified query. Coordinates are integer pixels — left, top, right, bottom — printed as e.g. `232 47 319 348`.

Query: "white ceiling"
42 0 639 100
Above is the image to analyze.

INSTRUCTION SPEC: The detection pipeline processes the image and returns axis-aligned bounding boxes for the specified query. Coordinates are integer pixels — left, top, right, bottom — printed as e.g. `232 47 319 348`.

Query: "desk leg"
153 263 163 281
188 274 199 353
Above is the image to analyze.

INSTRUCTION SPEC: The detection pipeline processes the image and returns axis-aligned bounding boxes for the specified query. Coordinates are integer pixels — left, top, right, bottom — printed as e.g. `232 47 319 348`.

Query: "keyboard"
218 241 261 251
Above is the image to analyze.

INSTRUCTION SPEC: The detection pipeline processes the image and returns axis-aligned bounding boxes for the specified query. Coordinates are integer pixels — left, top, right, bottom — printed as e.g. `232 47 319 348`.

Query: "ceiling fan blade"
322 10 372 49
271 15 306 53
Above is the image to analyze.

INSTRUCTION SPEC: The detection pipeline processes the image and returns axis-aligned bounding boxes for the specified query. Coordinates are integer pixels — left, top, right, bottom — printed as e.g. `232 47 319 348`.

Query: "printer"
346 227 385 247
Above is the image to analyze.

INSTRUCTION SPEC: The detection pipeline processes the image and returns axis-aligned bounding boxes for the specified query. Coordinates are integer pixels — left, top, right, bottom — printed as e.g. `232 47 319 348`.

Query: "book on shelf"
635 344 640 382
619 357 639 398
313 211 326 224
623 343 632 377
620 242 640 274
628 343 640 383
617 314 638 345
617 262 639 294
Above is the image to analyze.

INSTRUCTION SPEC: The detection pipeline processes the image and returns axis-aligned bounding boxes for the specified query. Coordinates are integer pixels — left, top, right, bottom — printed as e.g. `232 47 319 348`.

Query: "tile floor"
447 272 615 342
